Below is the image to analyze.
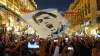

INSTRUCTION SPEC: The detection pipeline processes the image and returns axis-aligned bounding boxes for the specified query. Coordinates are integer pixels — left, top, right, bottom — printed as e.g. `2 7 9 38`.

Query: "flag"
21 8 70 38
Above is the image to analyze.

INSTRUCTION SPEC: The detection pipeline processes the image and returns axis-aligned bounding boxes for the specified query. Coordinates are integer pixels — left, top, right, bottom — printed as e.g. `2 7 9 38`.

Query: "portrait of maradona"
32 11 64 37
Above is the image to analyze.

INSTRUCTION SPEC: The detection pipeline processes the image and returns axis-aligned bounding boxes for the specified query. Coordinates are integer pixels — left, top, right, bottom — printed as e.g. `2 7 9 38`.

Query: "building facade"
0 0 37 34
68 0 100 36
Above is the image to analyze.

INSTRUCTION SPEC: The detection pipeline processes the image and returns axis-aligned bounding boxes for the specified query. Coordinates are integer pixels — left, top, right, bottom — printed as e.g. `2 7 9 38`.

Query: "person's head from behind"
92 48 100 56
32 11 61 33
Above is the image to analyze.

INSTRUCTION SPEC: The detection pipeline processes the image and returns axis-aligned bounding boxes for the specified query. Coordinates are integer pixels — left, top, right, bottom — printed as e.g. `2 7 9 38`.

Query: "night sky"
34 0 74 11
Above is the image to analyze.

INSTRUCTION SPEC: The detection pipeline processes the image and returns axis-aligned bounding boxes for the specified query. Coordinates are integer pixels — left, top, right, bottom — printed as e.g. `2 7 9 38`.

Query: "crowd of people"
0 33 100 56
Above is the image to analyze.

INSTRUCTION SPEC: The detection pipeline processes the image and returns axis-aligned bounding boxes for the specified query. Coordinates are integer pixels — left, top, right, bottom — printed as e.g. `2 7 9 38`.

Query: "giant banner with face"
21 9 70 38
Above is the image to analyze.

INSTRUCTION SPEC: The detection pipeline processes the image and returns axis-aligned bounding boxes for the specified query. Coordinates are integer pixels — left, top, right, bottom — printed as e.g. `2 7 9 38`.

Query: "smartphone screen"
97 34 100 38
65 38 68 42
54 40 58 42
14 40 18 42
28 42 39 49
68 47 73 50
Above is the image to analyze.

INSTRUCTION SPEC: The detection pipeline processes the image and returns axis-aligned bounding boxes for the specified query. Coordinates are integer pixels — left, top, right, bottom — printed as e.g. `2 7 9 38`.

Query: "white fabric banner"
21 8 70 38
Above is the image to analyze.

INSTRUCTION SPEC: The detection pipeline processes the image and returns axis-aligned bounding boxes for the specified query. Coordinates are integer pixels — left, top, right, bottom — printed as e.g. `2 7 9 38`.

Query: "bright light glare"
85 27 88 30
7 27 11 31
91 29 97 35
15 28 18 32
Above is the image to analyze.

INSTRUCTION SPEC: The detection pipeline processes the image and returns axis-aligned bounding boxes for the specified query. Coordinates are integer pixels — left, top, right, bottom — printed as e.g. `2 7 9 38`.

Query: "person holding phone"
39 39 46 56
61 46 68 56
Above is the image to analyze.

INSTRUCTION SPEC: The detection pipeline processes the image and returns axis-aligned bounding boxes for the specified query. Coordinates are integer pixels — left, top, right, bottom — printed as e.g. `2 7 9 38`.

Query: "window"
88 3 90 14
14 0 19 8
97 0 100 10
80 10 84 19
96 17 100 23
81 9 84 17
81 0 83 4
85 4 87 15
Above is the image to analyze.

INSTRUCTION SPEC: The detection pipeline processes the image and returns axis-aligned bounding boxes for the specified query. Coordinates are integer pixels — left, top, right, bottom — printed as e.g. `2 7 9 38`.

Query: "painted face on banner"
33 12 61 34
21 9 70 38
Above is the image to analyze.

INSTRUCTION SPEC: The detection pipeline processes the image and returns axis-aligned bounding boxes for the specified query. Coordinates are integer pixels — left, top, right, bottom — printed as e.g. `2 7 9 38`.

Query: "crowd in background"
0 33 100 56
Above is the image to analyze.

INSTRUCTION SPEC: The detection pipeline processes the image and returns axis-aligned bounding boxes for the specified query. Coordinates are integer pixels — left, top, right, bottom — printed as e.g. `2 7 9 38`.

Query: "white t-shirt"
53 46 60 56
